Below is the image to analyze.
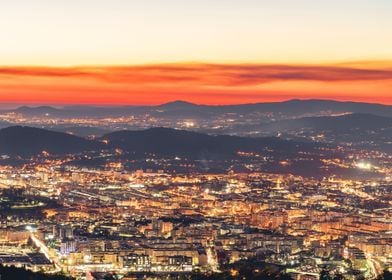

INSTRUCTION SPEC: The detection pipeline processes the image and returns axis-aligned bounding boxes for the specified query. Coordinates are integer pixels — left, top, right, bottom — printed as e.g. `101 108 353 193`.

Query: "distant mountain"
158 100 199 109
243 99 392 118
161 99 392 117
0 126 102 156
257 113 392 152
0 126 381 178
0 126 318 159
262 113 392 133
102 127 382 178
7 99 392 119
103 127 319 159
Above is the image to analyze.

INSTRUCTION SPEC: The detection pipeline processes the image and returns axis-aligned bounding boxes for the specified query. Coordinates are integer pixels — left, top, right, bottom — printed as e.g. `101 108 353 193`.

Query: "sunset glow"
0 63 391 105
1 0 392 105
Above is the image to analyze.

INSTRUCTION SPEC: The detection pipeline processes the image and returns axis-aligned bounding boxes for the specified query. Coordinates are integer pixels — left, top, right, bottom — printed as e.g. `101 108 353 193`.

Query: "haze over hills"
102 127 318 158
262 113 392 132
0 126 102 156
257 113 392 152
4 99 392 118
0 125 381 179
0 100 390 154
0 126 318 158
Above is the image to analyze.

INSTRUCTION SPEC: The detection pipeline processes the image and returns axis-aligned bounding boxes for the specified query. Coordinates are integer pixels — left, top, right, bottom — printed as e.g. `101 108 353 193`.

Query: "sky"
0 0 391 105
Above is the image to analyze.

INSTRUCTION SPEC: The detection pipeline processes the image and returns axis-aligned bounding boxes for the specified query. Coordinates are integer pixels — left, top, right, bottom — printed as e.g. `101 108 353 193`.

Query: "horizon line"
0 98 390 109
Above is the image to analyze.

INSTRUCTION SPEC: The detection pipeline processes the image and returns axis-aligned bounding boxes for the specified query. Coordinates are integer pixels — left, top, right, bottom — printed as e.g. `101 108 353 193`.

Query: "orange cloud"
0 63 391 105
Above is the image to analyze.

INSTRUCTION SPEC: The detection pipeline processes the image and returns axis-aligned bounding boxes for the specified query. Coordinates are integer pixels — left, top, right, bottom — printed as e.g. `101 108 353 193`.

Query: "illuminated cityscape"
0 101 390 279
1 1 392 279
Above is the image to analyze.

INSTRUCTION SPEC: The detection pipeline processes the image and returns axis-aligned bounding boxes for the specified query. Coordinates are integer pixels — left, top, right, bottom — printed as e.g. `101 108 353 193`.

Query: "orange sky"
0 63 391 105
1 1 392 105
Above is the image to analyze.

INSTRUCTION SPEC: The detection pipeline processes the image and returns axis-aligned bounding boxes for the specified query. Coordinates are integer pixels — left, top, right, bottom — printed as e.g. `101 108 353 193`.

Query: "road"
30 233 63 273
206 245 219 272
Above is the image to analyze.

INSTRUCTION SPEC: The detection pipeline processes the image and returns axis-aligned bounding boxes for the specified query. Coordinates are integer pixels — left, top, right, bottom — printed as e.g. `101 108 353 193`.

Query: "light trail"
30 233 63 273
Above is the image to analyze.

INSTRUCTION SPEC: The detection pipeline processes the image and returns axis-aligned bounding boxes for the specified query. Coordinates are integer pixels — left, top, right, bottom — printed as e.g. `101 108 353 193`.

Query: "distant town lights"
183 121 195 128
25 225 36 232
355 162 372 170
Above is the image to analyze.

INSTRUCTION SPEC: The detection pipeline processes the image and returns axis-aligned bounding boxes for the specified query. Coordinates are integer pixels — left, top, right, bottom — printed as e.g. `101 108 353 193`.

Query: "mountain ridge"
0 126 102 156
3 99 392 116
0 125 317 158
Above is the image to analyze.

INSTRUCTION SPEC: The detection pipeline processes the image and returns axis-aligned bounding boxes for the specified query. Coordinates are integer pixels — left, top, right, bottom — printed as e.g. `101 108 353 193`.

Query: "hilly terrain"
0 126 383 179
103 127 320 159
5 99 392 119
0 126 102 156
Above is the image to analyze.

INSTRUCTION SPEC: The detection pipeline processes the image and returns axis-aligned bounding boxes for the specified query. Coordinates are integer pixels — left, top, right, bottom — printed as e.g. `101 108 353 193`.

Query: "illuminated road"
206 245 219 272
30 233 63 273
367 257 383 279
